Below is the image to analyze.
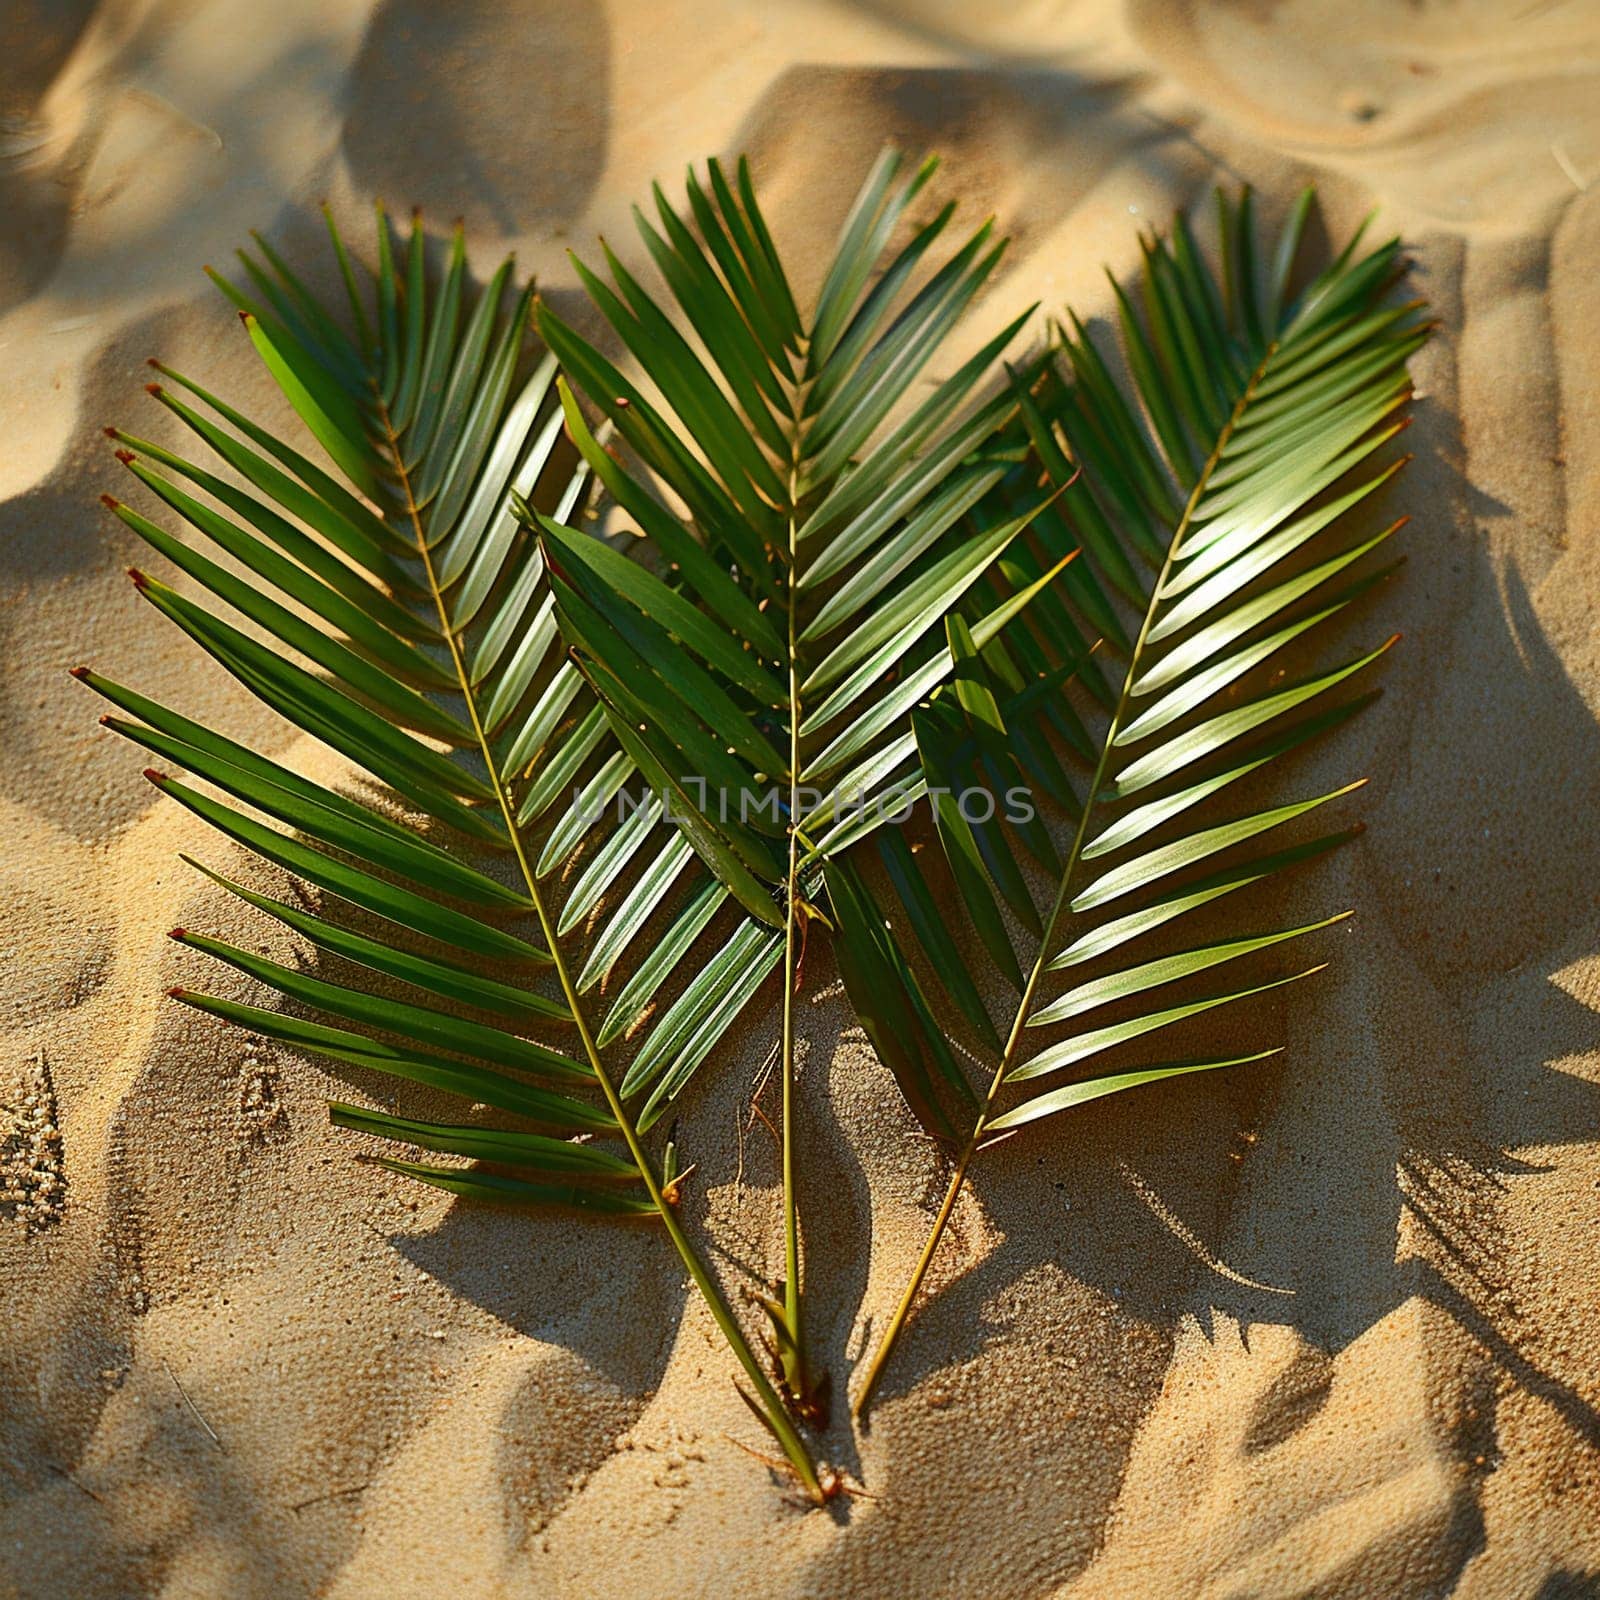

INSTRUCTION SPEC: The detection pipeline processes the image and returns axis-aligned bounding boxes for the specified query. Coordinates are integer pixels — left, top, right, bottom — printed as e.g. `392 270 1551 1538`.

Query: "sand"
3 1 1599 1595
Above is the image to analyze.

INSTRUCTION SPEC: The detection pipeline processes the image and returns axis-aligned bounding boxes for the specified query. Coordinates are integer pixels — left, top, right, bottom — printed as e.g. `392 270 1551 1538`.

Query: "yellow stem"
779 453 808 1398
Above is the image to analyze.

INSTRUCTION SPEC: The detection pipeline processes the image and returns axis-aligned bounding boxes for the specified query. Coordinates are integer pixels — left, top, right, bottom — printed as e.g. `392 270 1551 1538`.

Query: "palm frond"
536 150 1076 1412
849 185 1432 1413
78 203 829 1498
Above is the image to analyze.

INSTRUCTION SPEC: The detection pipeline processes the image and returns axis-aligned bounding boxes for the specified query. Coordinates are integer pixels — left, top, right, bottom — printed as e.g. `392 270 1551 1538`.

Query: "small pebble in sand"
1337 89 1383 123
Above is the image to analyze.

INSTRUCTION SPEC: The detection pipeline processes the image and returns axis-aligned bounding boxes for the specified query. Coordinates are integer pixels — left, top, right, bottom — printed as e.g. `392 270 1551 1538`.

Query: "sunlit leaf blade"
580 834 697 994
1082 692 1378 861
1073 783 1367 914
108 713 527 910
558 793 663 939
146 771 544 962
1011 964 1325 1082
1108 644 1396 798
634 921 786 1130
360 1158 657 1215
598 878 727 1047
241 312 380 498
171 927 587 1080
188 857 567 1023
983 1049 1283 1135
1030 913 1350 1027
170 991 613 1130
1047 828 1362 971
329 1103 638 1179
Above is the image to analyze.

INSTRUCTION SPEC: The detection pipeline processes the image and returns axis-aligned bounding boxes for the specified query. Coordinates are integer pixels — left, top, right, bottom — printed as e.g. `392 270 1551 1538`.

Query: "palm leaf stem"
853 348 1272 1419
373 395 824 1501
777 452 811 1411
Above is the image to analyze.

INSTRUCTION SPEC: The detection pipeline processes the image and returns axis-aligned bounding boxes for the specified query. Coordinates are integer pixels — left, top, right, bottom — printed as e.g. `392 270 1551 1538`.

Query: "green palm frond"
77 204 830 1499
848 185 1432 1414
536 150 1078 1413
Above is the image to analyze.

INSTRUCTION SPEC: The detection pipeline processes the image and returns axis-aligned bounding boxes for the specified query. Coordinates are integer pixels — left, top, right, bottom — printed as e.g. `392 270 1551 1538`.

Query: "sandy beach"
3 1 1599 1595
